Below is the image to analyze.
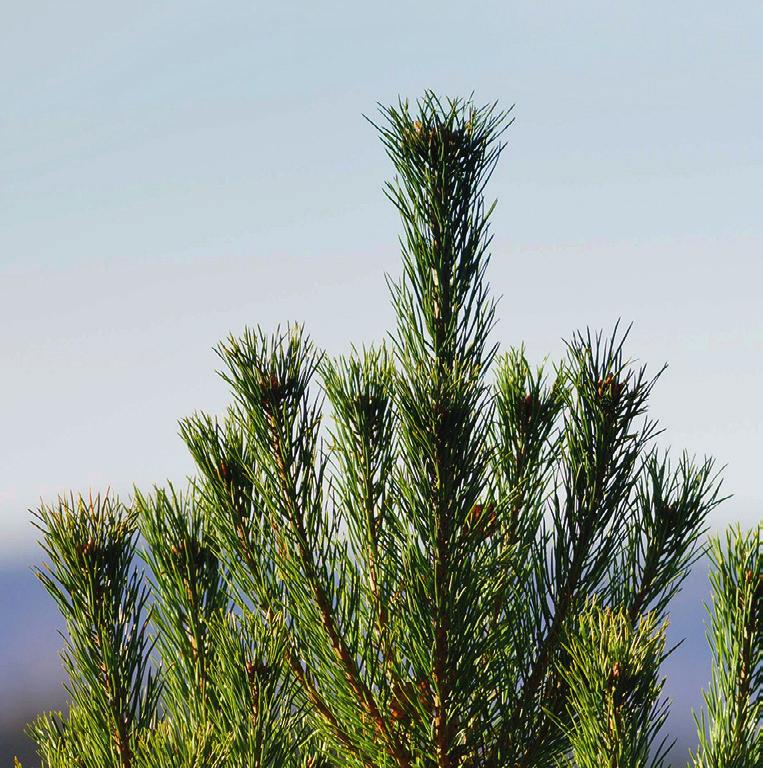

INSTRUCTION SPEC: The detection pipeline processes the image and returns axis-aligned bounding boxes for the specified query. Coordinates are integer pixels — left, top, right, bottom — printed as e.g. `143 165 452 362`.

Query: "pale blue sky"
1 2 761 562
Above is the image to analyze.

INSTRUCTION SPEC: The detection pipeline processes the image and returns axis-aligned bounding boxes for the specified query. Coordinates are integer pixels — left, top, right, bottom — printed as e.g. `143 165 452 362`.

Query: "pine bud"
597 374 625 402
663 504 678 531
79 538 96 558
469 503 497 536
519 392 533 422
417 678 434 715
390 698 407 724
390 679 413 726
258 371 285 402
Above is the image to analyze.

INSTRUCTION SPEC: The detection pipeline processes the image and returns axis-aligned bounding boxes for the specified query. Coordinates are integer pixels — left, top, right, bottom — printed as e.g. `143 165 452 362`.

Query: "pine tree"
22 93 760 768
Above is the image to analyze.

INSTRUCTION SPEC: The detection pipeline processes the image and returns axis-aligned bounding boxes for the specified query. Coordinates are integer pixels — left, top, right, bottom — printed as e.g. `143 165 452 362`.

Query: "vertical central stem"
434 524 452 768
434 239 454 768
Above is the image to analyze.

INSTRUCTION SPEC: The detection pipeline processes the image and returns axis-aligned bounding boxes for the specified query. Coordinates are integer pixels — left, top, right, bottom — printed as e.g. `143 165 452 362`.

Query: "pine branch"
32 494 159 768
181 409 358 766
556 602 670 768
619 453 724 626
488 327 662 766
216 326 411 767
691 524 762 768
377 93 512 768
136 485 228 733
322 349 401 683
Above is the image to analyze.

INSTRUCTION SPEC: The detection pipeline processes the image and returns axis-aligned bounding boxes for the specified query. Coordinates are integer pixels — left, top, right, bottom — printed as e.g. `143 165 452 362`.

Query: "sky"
1 1 761 564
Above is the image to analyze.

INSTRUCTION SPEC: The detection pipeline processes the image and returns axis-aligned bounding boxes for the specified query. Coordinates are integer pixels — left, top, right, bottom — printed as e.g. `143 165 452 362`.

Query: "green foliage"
21 93 759 768
137 485 228 723
556 603 669 768
31 494 159 768
135 484 229 767
692 524 762 768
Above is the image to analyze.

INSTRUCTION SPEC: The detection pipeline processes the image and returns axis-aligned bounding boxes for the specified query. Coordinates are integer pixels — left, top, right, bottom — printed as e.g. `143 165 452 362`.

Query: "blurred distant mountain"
0 565 67 766
0 558 715 767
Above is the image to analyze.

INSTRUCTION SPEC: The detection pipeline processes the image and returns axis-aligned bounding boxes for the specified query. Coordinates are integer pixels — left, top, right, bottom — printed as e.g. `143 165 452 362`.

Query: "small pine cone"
663 504 678 530
469 503 497 536
597 373 625 402
469 504 484 527
520 392 533 421
258 371 283 401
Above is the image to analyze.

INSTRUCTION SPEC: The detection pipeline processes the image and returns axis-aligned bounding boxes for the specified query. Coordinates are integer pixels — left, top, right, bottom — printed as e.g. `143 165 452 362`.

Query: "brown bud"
246 660 269 684
469 503 497 536
596 375 612 398
390 698 407 724
80 538 95 558
597 373 625 402
520 392 533 421
440 126 457 145
258 371 282 398
390 679 413 725
417 678 434 715
663 504 678 529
